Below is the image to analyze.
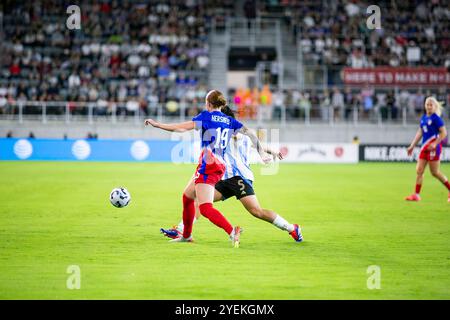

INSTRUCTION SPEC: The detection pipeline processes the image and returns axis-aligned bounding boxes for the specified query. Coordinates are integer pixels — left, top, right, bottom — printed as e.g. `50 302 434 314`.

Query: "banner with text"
342 67 450 86
273 143 359 163
359 144 450 162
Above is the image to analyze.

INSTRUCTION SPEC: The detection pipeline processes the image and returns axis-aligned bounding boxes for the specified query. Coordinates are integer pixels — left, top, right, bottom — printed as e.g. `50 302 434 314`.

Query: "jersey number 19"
214 128 230 149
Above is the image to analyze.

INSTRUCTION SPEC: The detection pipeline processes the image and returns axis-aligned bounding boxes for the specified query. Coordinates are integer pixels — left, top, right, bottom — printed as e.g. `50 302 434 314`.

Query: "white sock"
177 218 196 232
177 220 184 232
272 214 295 233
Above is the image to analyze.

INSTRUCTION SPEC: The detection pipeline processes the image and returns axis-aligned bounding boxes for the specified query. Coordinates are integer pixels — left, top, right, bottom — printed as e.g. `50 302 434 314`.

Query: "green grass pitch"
0 161 449 299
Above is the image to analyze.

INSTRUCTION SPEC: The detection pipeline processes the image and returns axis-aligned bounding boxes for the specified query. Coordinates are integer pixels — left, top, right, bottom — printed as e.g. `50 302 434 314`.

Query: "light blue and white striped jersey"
223 134 255 183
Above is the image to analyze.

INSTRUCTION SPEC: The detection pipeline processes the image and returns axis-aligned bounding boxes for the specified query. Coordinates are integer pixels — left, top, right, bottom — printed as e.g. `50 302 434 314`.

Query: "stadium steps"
208 33 228 94
280 23 299 90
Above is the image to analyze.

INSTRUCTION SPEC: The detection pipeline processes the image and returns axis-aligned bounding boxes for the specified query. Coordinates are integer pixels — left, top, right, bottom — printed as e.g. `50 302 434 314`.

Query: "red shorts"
194 163 225 185
194 151 226 186
419 140 442 162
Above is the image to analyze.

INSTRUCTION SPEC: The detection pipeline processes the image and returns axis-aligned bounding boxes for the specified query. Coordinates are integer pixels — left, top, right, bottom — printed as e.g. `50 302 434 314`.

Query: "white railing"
0 100 189 125
0 99 425 127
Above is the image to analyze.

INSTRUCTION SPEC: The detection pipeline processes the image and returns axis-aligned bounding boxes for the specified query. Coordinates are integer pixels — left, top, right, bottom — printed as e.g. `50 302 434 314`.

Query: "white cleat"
230 226 242 248
169 236 193 243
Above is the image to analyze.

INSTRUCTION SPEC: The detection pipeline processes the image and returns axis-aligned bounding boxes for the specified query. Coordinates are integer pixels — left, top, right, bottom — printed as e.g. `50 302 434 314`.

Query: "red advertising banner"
342 67 450 86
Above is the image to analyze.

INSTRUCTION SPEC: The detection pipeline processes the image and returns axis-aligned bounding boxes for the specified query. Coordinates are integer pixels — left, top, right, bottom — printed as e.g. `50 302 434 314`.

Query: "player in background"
405 96 450 202
161 105 303 242
145 90 270 247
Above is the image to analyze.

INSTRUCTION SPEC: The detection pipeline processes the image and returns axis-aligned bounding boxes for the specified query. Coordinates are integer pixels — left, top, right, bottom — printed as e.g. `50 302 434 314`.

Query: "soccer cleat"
169 235 193 243
405 194 421 201
230 226 242 248
160 226 181 239
289 224 303 242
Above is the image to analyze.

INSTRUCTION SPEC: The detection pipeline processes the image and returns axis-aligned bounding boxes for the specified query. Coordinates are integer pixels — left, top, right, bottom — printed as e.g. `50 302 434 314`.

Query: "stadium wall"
0 120 419 144
0 138 359 163
2 139 448 163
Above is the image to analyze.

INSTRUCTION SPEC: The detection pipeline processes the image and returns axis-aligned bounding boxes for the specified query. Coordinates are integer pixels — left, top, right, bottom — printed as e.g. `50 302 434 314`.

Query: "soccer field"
0 162 449 300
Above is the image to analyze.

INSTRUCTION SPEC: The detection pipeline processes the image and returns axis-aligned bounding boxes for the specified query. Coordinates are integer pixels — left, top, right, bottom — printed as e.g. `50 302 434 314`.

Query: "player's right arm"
144 118 195 132
407 128 423 156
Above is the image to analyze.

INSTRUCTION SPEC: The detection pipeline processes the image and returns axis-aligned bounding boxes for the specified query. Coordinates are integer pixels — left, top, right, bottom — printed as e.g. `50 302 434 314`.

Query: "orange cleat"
405 194 421 201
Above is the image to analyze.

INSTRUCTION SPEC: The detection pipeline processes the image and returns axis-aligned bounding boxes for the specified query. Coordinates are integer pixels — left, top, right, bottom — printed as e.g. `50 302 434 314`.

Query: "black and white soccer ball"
110 187 131 208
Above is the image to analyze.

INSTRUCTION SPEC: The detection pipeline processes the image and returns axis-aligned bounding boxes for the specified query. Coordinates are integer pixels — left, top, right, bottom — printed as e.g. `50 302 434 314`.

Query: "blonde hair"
425 96 443 116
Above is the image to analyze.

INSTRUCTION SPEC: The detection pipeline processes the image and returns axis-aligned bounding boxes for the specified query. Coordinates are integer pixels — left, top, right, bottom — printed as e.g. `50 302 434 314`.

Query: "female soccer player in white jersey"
405 96 450 202
161 105 303 242
145 90 270 247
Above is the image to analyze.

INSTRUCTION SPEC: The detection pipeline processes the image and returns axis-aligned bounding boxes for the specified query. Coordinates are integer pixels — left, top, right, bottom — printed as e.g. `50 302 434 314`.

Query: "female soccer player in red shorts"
405 96 450 202
144 90 269 246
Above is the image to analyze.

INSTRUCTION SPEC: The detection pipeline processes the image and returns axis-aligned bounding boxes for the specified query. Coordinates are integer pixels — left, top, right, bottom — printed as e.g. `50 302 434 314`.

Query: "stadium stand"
0 0 235 117
0 0 448 129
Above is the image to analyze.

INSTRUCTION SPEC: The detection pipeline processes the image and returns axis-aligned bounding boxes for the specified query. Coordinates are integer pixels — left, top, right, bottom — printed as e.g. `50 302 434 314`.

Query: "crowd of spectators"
259 0 450 68
1 0 449 123
0 0 235 116
231 85 449 122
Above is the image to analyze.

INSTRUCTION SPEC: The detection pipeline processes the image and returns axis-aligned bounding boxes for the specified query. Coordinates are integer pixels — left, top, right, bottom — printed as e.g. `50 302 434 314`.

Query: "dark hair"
221 105 236 118
206 90 227 109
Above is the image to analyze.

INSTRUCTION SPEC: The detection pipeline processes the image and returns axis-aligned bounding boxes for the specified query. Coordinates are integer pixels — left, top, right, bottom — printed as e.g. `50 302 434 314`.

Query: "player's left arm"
144 118 195 132
429 126 447 150
238 126 271 163
264 147 284 160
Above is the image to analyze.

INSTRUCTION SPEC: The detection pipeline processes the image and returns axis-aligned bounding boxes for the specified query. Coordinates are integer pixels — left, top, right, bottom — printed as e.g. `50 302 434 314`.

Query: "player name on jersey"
211 115 231 125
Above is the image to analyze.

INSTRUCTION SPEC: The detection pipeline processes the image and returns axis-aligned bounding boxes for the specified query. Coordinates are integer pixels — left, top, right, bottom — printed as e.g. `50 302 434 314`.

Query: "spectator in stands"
165 98 179 116
299 91 311 120
344 88 353 120
259 85 272 120
272 90 285 120
0 93 7 115
319 89 331 121
95 98 108 116
361 85 374 119
309 91 320 120
68 71 81 89
288 90 302 119
386 91 398 120
291 89 300 114
375 91 387 120
126 98 139 115
331 87 344 121
398 89 410 113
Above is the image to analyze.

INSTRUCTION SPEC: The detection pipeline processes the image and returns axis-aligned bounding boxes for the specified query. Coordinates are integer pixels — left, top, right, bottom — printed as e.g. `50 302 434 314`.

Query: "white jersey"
223 134 255 182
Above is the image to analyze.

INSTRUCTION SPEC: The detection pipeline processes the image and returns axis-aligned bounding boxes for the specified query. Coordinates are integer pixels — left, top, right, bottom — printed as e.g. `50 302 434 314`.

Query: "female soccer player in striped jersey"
161 105 303 242
405 96 450 202
145 90 270 247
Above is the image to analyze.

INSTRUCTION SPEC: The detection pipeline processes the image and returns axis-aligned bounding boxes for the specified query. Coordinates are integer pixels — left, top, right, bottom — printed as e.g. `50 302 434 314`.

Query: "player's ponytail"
220 105 236 118
425 96 443 117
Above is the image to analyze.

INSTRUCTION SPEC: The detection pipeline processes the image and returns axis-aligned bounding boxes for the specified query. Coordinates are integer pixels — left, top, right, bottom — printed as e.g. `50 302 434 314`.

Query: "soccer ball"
110 187 131 208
